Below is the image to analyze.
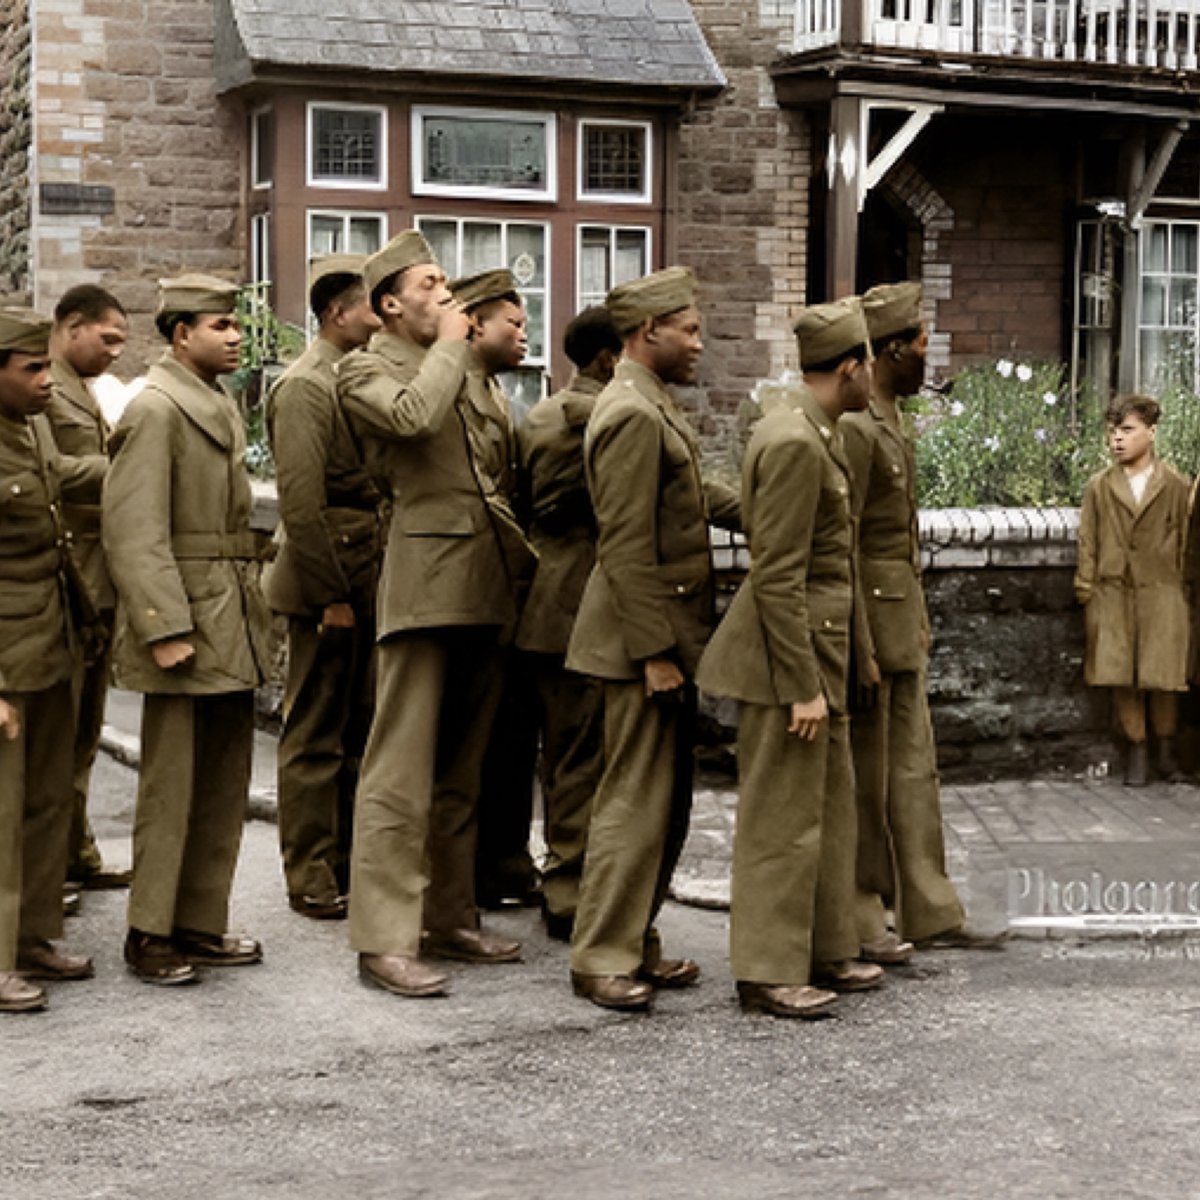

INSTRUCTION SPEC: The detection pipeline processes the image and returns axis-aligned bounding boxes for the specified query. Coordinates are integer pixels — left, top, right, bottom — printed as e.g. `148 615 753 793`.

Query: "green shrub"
913 359 1110 507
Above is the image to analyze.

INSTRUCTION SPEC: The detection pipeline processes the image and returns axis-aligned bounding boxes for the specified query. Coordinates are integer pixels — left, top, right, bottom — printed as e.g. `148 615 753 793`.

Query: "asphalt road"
5 755 1200 1199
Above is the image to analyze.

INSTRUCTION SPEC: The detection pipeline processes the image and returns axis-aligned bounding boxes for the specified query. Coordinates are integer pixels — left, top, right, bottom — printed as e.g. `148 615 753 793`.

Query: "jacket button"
146 607 157 617
10 484 20 495
675 584 687 595
873 587 882 596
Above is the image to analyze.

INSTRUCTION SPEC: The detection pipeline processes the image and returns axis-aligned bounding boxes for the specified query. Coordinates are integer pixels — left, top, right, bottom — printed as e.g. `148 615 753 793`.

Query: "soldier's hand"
437 302 472 343
788 695 828 741
151 639 196 670
320 603 356 632
644 656 685 697
0 698 19 741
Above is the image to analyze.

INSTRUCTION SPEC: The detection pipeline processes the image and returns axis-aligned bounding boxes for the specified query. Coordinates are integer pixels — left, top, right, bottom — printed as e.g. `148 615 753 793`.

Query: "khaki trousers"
349 627 503 956
852 669 964 944
730 704 859 985
532 652 603 922
127 692 254 938
277 614 374 899
570 681 695 977
0 681 75 970
66 616 113 878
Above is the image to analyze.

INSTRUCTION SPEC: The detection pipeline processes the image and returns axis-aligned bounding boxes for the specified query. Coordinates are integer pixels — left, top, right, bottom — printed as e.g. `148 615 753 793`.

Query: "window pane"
348 217 383 256
419 219 460 275
1170 278 1197 325
614 229 649 285
523 292 545 362
310 215 343 256
461 222 503 275
423 115 548 191
253 110 273 186
583 124 647 195
1142 277 1166 326
498 368 546 416
313 108 381 182
1172 224 1199 274
507 224 546 289
579 229 611 305
1144 224 1169 272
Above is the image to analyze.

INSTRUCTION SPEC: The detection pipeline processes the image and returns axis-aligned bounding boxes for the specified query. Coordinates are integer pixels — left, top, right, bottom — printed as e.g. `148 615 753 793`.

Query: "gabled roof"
215 0 726 95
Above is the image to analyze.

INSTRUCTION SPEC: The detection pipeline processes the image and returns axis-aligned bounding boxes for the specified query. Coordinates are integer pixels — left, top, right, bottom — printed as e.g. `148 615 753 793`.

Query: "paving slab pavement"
101 690 1200 938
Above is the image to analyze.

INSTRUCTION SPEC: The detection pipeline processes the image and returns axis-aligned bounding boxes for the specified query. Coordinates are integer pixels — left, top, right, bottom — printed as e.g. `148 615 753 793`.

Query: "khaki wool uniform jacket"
264 336 382 617
840 402 927 672
45 358 114 610
515 374 602 655
338 332 532 636
103 352 275 695
566 359 739 681
697 395 855 709
1076 460 1191 692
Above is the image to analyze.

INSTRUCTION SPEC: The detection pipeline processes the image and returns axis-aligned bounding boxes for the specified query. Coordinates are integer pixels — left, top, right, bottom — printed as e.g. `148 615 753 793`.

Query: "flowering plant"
912 359 1107 506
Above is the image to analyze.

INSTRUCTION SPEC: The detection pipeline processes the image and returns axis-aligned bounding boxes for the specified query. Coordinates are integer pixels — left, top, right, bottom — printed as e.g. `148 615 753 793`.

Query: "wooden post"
825 94 862 301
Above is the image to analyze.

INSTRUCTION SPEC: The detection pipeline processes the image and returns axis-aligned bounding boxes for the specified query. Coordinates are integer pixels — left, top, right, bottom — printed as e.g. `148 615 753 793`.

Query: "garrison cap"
607 266 698 336
308 254 366 292
862 281 923 343
363 231 437 295
450 268 520 312
157 274 240 318
794 297 869 370
0 305 52 354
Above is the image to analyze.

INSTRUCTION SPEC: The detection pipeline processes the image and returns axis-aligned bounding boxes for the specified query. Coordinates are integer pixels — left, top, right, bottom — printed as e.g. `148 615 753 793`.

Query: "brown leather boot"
1125 741 1149 787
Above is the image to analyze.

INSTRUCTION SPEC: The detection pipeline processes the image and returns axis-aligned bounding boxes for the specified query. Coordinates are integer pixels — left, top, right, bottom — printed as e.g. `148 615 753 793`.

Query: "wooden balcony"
793 0 1200 71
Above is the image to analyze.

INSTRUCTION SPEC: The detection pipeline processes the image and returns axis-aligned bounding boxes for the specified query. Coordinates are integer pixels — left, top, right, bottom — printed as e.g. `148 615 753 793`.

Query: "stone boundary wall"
711 507 1114 781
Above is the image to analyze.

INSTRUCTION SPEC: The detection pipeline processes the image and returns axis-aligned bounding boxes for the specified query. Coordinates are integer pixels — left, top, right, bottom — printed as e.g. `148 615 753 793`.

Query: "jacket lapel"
156 353 237 452
51 359 109 447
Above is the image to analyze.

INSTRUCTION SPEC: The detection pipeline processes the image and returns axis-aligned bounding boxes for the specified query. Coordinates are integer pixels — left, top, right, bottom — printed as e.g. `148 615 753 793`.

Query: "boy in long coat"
1075 394 1190 785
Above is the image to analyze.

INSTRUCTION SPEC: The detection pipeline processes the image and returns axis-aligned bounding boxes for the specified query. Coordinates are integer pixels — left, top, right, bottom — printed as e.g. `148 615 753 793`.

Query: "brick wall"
680 1 812 466
911 115 1070 369
31 0 243 371
0 0 32 297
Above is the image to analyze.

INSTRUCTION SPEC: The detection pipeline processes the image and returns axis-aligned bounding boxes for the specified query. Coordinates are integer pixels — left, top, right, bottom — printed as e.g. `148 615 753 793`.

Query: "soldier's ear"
380 292 403 318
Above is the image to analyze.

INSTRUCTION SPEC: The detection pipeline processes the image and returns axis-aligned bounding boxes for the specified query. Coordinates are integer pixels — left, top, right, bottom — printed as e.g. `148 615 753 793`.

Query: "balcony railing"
794 0 1200 69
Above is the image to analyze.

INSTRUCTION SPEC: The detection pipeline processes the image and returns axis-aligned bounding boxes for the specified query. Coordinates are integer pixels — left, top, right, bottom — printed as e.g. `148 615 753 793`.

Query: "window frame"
1136 218 1200 392
250 212 271 285
411 105 558 203
305 209 389 263
306 101 388 191
577 119 653 206
576 222 653 311
251 106 273 190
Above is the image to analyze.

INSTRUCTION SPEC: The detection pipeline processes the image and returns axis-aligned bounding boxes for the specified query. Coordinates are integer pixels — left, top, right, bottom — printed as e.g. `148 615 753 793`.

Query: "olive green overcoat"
515 374 601 655
263 336 382 617
46 358 114 610
566 360 739 681
102 353 275 695
697 393 854 711
1075 459 1190 691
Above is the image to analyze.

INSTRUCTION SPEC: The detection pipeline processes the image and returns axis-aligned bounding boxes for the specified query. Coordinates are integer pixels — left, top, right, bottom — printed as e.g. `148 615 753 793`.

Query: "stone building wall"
680 0 812 462
31 0 242 371
0 0 33 297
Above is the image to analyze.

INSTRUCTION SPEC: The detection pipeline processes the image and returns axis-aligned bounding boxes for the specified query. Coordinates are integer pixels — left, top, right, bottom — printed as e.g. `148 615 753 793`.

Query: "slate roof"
215 0 726 94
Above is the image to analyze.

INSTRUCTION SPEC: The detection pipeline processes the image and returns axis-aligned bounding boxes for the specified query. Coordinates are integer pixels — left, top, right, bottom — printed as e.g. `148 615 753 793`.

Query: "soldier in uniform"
338 233 535 1000
0 305 104 1012
844 282 979 955
104 275 275 986
566 267 740 1012
450 269 541 911
516 306 621 939
46 284 131 894
698 298 883 1019
265 255 382 920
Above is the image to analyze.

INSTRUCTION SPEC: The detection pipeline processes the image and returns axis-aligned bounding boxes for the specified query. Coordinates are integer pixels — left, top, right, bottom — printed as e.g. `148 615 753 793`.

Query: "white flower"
950 401 965 417
996 359 1014 377
1016 364 1033 382
984 435 1001 451
1034 428 1048 443
1043 392 1058 407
